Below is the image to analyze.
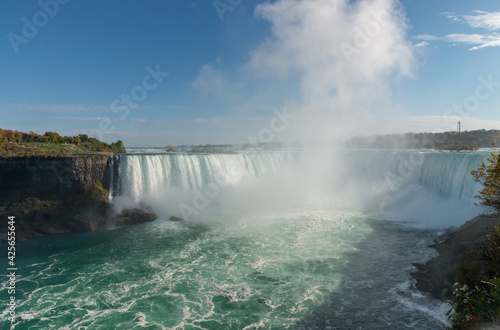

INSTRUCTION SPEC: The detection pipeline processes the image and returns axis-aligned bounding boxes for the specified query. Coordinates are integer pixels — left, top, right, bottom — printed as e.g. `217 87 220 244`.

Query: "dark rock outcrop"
116 208 158 226
0 155 158 240
412 215 500 300
0 156 111 204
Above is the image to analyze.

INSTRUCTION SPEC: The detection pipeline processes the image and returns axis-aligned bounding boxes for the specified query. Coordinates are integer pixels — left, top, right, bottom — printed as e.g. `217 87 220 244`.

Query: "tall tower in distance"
457 120 461 133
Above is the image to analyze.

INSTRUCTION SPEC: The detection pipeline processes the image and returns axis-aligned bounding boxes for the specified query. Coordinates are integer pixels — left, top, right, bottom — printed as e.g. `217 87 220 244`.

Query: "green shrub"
448 224 500 328
84 182 108 202
448 279 500 328
470 147 500 212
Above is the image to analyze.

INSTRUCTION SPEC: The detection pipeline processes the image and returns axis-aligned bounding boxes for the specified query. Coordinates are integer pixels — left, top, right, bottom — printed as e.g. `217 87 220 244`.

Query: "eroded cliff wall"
0 156 112 205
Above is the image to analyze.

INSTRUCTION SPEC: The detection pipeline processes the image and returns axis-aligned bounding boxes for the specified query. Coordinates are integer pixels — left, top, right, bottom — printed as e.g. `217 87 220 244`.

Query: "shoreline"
412 215 500 300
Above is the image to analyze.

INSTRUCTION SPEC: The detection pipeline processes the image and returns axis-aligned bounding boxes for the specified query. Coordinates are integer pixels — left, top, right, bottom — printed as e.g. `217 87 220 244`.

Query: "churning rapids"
1 148 491 329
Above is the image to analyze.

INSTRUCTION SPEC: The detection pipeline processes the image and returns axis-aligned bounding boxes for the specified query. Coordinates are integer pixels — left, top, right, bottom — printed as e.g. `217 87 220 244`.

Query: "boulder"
115 208 158 226
38 226 71 235
73 215 98 232
412 215 500 300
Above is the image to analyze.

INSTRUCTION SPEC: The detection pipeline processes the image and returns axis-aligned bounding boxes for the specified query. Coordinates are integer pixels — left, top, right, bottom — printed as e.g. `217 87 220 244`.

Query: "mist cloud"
247 0 414 140
194 0 415 142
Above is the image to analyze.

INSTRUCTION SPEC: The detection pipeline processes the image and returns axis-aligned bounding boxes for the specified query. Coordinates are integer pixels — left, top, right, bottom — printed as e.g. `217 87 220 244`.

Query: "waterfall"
111 149 491 225
116 152 297 203
336 149 491 225
340 149 488 203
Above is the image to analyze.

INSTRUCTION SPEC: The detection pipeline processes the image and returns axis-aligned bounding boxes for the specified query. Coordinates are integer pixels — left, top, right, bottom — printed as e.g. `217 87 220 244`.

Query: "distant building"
457 120 461 133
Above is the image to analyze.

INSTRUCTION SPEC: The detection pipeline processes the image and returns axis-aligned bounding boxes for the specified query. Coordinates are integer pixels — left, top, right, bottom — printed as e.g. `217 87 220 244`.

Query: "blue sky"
1 0 500 147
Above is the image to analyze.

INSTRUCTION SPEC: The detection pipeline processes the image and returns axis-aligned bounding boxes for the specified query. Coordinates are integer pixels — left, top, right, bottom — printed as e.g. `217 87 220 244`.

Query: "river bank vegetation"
446 148 500 328
346 129 500 151
0 128 125 157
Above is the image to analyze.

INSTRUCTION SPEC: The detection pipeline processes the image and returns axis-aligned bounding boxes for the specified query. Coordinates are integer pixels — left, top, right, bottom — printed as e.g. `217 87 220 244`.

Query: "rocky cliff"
0 155 113 204
0 155 156 240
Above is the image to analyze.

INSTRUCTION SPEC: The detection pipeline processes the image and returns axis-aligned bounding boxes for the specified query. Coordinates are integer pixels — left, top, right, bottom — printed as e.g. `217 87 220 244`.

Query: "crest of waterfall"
114 152 297 202
110 149 490 225
340 150 487 202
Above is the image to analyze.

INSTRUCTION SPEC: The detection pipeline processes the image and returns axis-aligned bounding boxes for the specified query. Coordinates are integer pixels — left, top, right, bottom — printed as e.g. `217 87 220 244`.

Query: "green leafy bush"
470 147 500 211
448 224 500 328
448 279 500 329
84 181 109 202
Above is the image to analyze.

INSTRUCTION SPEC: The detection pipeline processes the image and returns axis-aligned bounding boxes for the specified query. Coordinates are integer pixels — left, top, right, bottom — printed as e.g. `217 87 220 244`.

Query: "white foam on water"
7 149 491 329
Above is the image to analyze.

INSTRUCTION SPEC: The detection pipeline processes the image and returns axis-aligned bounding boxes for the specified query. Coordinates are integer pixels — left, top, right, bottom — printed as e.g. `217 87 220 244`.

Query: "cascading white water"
336 149 491 226
117 152 297 203
340 149 488 202
112 149 490 226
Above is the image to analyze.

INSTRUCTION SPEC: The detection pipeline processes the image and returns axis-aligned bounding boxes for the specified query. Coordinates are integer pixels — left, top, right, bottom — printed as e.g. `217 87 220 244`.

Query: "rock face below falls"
0 155 157 240
412 215 500 300
0 155 111 203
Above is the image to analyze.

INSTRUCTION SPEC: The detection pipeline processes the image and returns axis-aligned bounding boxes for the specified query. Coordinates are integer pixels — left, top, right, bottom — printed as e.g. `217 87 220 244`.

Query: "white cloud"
470 38 500 50
193 0 415 142
414 41 429 48
249 0 413 81
461 11 500 31
417 11 500 50
191 63 243 101
416 32 500 50
249 0 415 141
414 34 440 41
444 33 490 44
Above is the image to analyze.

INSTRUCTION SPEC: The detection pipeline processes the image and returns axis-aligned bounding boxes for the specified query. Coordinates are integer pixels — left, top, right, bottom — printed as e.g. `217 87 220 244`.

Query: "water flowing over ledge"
110 149 490 227
112 152 297 201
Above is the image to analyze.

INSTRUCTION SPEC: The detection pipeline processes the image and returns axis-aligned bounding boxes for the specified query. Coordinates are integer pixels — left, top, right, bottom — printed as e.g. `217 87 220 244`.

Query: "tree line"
346 129 500 150
0 128 126 153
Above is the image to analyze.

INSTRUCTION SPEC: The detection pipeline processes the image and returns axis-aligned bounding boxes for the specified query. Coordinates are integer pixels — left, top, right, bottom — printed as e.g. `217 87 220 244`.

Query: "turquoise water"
2 204 449 329
2 149 488 329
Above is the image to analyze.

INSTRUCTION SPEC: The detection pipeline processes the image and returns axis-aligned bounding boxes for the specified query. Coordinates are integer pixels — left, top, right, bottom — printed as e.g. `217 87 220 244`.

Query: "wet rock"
38 226 71 235
73 215 98 232
412 215 500 300
115 208 158 226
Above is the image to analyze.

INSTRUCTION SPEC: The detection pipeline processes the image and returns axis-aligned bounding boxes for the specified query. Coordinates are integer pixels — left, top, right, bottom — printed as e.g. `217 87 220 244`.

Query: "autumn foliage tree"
0 128 126 153
470 146 500 212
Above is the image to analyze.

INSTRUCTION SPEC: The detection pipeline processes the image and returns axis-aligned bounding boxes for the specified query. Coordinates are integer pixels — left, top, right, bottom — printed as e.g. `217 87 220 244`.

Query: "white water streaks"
337 149 489 226
340 149 486 202
114 152 298 220
113 149 490 227
1 207 450 329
